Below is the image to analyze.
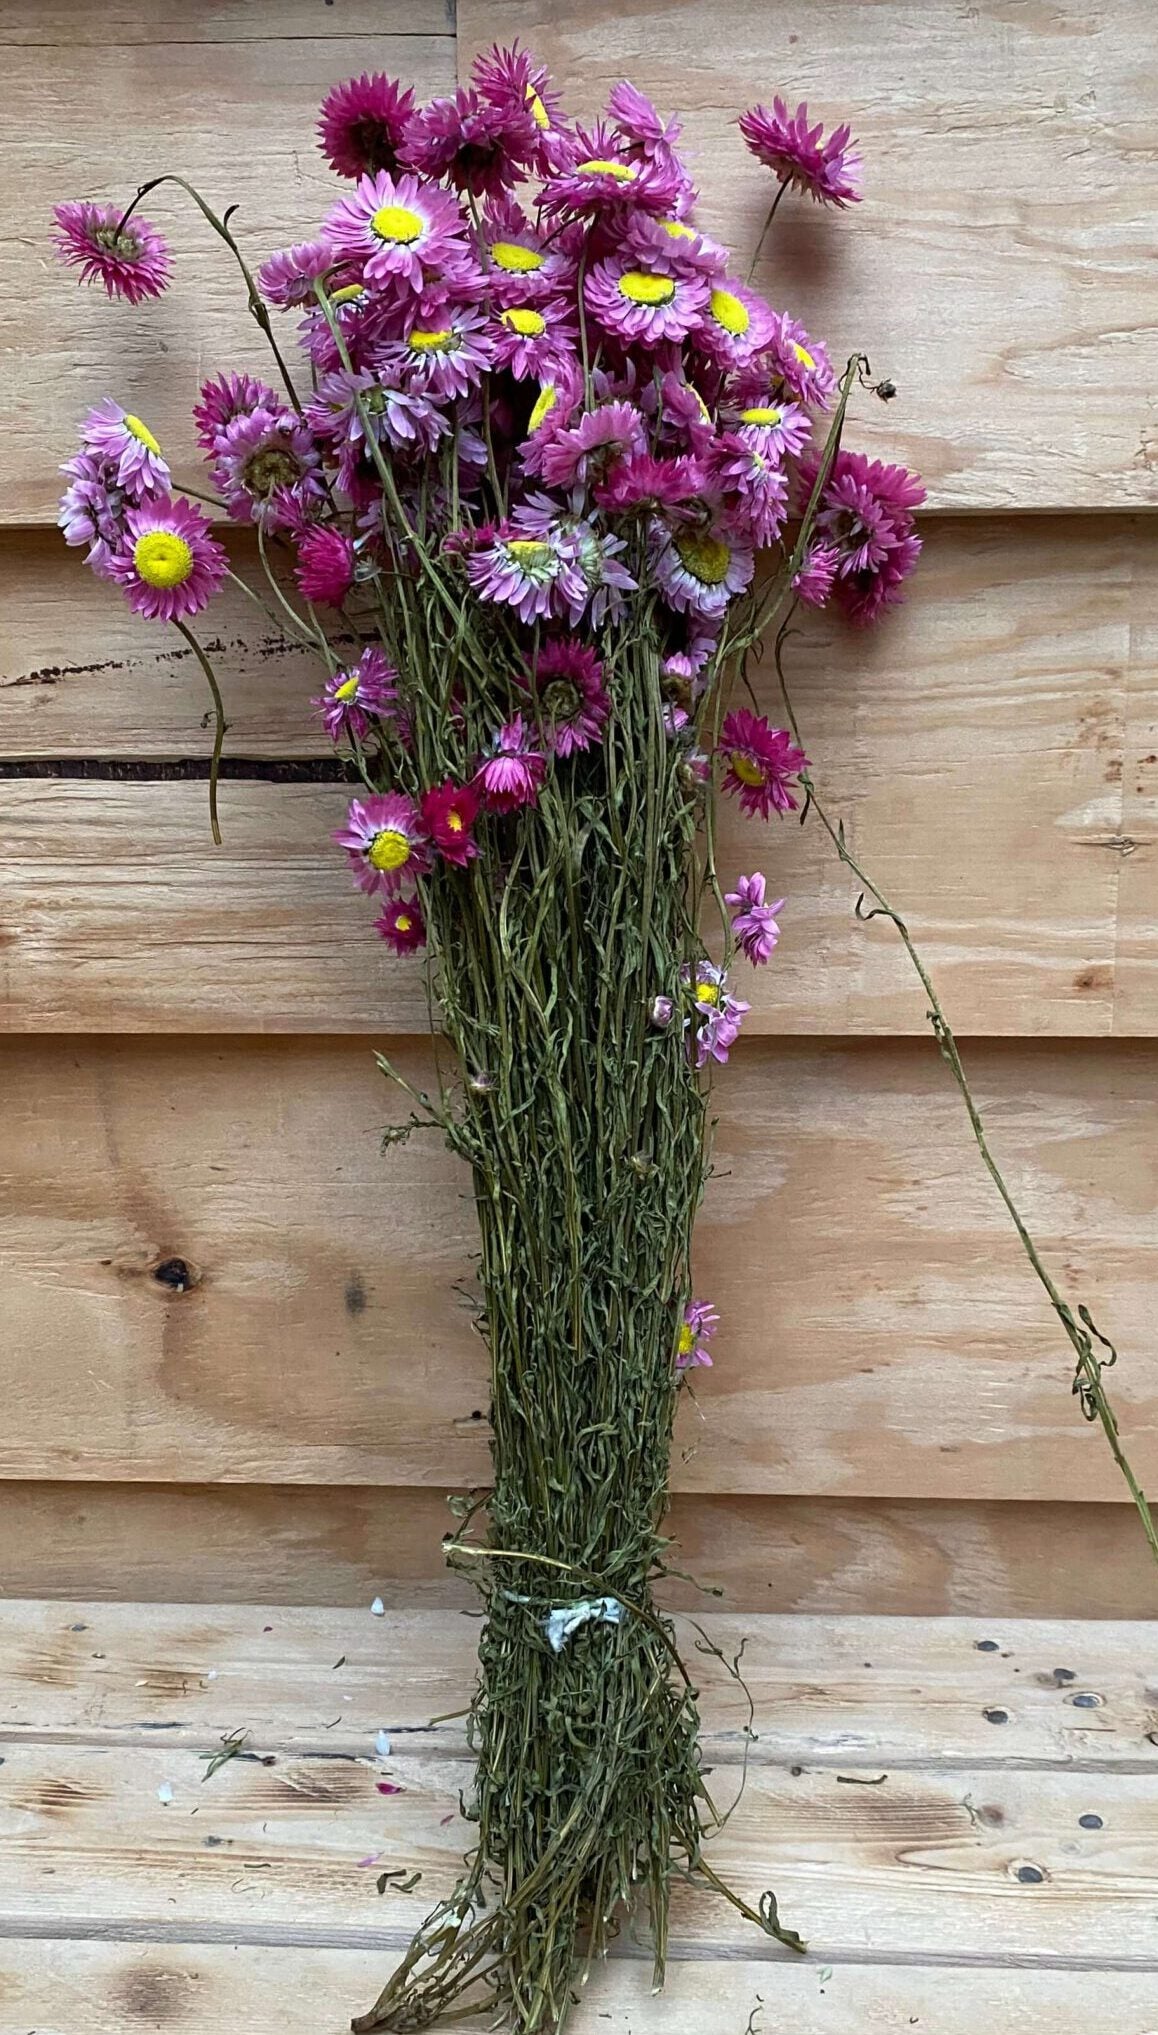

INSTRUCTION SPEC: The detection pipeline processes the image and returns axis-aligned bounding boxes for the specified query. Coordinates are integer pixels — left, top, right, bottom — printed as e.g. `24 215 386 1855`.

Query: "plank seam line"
1 1731 1154 1776
1 1920 1156 1972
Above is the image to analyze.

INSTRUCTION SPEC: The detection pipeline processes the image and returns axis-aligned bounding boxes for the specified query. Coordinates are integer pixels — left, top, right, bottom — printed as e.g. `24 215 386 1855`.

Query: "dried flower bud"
649 995 674 1028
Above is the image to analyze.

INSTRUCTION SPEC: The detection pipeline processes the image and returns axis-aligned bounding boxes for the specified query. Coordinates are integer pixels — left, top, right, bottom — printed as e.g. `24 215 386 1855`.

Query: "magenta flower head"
467 521 580 626
739 99 862 208
763 311 837 408
475 715 547 814
691 279 775 372
325 171 472 296
584 254 708 348
541 121 680 218
420 780 481 868
682 961 750 1067
403 86 536 199
295 524 356 607
803 448 925 625
718 710 807 819
540 401 646 490
676 1299 718 1370
594 451 704 516
335 791 431 896
317 73 416 179
793 541 840 609
651 522 754 620
192 371 279 456
375 894 427 955
214 406 323 530
725 873 785 966
314 646 399 744
527 640 611 757
79 400 170 497
52 200 171 303
107 496 228 624
58 452 125 574
258 238 336 309
472 43 569 173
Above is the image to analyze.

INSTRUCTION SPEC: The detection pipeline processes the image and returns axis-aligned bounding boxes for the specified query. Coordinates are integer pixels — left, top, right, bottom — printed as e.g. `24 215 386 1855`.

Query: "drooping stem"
774 621 1158 1567
121 173 303 413
173 620 226 845
746 177 790 282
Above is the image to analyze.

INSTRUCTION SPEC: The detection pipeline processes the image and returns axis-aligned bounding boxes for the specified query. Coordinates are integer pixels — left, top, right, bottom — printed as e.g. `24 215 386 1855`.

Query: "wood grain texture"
5 521 1157 1035
2 1739 1156 1962
3 1602 1154 1770
3 1035 1156 1501
1 1 452 40
4 1944 1153 2035
5 1485 1157 1619
459 0 1158 510
4 27 453 521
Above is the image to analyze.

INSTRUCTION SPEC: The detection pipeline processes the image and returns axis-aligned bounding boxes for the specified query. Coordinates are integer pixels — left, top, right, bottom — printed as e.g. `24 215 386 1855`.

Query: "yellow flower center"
370 203 424 245
133 530 194 590
710 287 750 337
695 981 720 1007
525 85 550 131
502 307 546 338
617 269 676 305
333 674 360 702
395 912 413 933
330 282 366 306
528 382 557 433
446 811 464 832
490 239 544 273
793 341 816 370
124 413 162 455
409 327 453 352
506 538 551 565
740 405 781 425
660 218 694 240
577 158 635 181
731 752 766 787
367 828 411 872
677 1322 696 1355
674 530 731 586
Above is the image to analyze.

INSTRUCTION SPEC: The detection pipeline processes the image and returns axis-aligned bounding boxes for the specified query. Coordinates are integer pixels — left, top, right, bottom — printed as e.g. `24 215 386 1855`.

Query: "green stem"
173 620 226 846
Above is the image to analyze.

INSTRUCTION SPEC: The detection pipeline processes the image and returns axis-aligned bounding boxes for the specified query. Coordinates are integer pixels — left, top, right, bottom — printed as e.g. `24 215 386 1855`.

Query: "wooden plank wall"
2 0 1157 1614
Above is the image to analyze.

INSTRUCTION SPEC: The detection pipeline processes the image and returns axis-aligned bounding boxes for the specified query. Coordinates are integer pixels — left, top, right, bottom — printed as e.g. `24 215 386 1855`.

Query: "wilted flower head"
53 200 171 303
739 98 863 207
725 872 785 965
527 640 610 756
79 400 170 497
475 715 547 813
293 524 356 607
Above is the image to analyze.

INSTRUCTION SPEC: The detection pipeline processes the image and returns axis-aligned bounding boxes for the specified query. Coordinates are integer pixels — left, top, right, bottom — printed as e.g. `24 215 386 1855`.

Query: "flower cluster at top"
53 52 924 1384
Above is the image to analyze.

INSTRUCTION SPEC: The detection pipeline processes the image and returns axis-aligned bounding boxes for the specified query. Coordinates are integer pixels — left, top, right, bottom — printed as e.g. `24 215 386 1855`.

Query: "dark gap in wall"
0 757 355 783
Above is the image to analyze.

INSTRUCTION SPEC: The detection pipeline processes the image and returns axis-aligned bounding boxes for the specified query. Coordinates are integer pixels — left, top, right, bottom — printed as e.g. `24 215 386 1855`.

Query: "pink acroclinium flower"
375 893 427 954
52 200 171 303
725 872 786 965
527 639 611 756
79 399 170 497
738 98 863 207
474 715 547 813
317 73 416 180
718 709 808 819
314 645 399 744
295 524 357 607
325 170 473 295
334 791 431 896
107 496 228 624
676 1298 718 1370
